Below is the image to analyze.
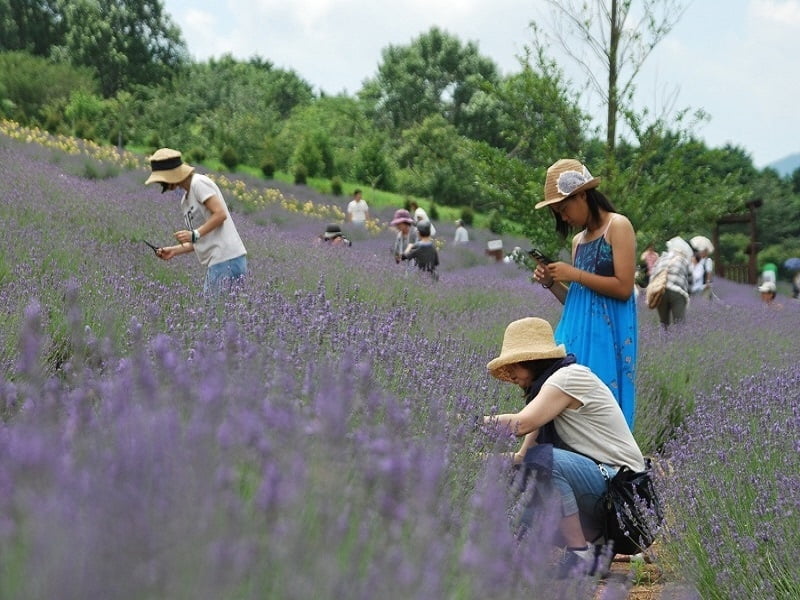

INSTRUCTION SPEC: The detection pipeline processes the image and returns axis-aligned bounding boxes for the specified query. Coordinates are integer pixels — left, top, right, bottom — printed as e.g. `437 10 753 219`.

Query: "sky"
160 0 800 168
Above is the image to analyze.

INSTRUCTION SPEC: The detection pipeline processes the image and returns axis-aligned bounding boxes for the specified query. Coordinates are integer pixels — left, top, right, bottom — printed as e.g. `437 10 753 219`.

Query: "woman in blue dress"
532 159 638 429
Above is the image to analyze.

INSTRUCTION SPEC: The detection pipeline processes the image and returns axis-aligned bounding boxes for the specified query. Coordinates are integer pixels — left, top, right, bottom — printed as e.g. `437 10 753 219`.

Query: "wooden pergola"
712 198 762 284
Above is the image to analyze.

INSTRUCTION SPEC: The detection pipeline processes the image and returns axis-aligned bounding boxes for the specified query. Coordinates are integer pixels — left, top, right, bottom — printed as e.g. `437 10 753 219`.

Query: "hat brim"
145 163 195 186
324 232 343 239
486 346 566 382
535 177 601 210
391 218 414 226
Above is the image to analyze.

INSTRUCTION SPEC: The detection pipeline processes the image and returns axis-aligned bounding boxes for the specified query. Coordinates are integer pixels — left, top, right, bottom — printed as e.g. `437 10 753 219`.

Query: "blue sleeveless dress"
553 223 638 429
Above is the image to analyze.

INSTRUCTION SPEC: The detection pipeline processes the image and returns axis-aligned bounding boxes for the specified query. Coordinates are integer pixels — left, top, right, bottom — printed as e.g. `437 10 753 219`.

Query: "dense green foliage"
1 4 799 265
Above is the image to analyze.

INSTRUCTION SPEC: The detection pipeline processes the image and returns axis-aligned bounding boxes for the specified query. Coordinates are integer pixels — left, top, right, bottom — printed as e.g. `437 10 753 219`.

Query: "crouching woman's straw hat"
535 158 601 210
487 317 566 382
145 148 195 186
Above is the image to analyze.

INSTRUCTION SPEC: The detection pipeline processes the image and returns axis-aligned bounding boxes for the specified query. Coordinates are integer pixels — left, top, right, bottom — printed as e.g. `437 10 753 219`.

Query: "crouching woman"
483 317 645 577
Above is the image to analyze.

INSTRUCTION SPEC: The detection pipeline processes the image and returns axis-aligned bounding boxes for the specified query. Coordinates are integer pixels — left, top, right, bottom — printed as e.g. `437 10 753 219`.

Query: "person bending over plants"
145 148 247 296
481 317 646 578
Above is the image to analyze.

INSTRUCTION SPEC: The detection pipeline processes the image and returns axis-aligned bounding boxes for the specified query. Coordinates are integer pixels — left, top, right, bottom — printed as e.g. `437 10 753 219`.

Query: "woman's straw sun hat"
487 317 566 382
145 148 195 186
535 158 601 210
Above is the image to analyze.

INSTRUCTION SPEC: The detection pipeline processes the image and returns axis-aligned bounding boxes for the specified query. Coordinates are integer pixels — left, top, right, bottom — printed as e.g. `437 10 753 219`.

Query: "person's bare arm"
485 384 578 437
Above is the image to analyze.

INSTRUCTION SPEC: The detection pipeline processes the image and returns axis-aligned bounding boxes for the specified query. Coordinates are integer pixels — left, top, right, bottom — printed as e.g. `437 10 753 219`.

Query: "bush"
293 137 323 177
353 138 396 191
331 176 343 196
221 146 239 171
261 160 275 179
460 207 475 226
108 130 127 148
186 147 207 163
146 133 161 152
80 158 119 180
294 164 308 185
488 209 504 234
429 203 439 221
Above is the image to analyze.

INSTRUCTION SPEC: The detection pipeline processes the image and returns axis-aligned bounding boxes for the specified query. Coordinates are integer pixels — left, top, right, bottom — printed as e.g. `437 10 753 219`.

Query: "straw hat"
390 209 414 226
487 318 566 382
145 148 195 186
535 159 601 210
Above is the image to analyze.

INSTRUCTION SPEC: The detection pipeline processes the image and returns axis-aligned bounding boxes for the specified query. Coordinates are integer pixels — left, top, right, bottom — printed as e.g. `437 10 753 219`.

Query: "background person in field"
346 189 369 226
454 219 469 244
651 237 693 328
390 209 418 264
145 147 247 296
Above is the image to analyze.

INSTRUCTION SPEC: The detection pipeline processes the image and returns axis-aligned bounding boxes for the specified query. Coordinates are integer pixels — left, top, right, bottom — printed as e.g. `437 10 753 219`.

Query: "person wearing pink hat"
532 159 637 430
390 209 418 264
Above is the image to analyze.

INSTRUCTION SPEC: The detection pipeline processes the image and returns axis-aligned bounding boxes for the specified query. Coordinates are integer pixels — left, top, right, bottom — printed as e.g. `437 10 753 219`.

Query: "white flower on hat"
556 167 593 197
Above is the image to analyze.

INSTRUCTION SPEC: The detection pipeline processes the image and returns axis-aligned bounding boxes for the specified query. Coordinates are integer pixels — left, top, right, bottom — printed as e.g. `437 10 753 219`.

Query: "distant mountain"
767 153 800 177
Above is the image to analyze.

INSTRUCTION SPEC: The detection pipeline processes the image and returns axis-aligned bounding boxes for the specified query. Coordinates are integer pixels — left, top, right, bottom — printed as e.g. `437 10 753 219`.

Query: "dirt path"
605 555 664 599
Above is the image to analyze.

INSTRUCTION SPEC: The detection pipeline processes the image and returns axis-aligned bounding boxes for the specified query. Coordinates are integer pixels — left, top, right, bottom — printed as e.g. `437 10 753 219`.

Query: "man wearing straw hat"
145 148 247 296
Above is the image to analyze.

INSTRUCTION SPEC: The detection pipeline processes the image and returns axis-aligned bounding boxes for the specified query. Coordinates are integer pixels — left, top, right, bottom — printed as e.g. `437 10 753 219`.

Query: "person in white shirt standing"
690 248 713 299
145 148 247 297
454 219 469 243
346 189 369 226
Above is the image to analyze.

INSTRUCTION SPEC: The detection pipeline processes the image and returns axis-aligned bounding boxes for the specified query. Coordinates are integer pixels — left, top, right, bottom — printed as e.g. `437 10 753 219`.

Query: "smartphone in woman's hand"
527 248 553 264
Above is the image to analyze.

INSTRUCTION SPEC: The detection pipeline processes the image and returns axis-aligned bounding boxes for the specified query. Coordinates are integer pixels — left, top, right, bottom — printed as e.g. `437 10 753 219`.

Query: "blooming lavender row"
2 133 800 597
657 365 800 599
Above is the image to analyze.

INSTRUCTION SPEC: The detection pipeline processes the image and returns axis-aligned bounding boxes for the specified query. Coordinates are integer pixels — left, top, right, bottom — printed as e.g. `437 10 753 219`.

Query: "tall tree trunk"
606 0 620 156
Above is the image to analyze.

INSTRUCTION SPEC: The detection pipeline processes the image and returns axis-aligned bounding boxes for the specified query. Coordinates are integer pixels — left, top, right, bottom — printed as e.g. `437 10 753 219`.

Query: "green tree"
352 135 396 191
107 90 135 148
60 0 188 97
482 52 587 164
64 89 106 139
0 50 97 126
135 56 314 166
753 169 800 248
0 0 66 55
274 95 371 175
532 0 688 157
611 132 752 245
291 136 324 178
361 27 499 132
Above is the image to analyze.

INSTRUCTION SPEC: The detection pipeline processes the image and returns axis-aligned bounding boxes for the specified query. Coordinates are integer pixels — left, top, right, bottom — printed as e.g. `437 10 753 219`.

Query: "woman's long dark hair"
551 188 617 239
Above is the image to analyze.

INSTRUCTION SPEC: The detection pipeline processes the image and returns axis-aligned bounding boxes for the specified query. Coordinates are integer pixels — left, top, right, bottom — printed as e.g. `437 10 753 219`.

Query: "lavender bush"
2 125 799 598
657 367 800 599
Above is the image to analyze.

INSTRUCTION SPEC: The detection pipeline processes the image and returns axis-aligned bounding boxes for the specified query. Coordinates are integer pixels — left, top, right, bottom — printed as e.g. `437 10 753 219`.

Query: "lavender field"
1 125 799 599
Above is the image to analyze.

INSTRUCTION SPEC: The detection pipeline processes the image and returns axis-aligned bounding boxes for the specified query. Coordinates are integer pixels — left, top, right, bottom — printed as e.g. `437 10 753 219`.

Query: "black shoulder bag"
597 459 663 555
